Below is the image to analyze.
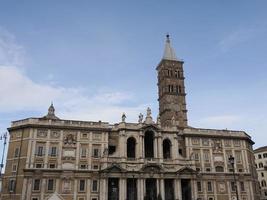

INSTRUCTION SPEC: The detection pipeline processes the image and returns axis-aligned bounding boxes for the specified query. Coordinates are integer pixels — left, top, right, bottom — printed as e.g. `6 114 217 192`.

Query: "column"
176 179 182 200
74 179 77 200
100 178 107 200
21 178 27 200
87 179 91 200
138 178 144 200
191 179 198 200
40 178 46 200
139 132 144 159
173 135 178 160
160 179 165 200
26 129 33 168
154 137 158 159
44 141 50 168
119 178 126 200
58 130 63 169
55 178 59 193
26 178 32 200
75 131 80 170
158 135 163 161
30 140 36 168
174 179 179 200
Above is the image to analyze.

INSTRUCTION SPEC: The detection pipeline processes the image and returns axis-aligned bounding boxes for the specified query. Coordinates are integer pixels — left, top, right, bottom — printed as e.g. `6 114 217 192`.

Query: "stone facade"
1 36 260 200
254 146 267 200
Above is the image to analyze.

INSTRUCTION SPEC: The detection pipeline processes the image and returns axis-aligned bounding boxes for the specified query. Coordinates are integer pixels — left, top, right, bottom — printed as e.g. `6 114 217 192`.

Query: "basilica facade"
1 36 260 200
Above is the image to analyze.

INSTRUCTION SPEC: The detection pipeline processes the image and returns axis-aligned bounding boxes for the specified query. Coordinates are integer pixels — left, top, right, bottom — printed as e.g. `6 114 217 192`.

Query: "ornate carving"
37 129 48 137
64 134 76 145
213 139 222 153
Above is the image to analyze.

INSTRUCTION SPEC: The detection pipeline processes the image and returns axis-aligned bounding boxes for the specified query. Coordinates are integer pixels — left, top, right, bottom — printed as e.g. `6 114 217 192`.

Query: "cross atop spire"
162 34 179 61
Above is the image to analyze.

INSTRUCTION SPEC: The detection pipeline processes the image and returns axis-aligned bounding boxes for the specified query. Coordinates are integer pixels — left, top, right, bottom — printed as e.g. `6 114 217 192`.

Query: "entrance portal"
108 178 119 200
145 179 157 200
181 179 191 200
127 178 137 200
164 179 174 200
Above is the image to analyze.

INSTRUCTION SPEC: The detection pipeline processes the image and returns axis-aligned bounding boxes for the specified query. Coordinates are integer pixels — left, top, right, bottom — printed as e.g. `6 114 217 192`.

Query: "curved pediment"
141 163 164 173
176 166 196 174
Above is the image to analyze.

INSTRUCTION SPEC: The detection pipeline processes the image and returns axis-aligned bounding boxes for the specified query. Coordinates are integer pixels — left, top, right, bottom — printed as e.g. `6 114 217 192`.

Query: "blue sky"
1 1 267 170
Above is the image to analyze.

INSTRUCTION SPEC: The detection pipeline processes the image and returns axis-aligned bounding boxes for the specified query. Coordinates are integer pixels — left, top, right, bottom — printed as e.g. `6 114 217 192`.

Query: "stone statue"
157 115 161 125
146 107 152 118
122 113 126 122
138 113 143 123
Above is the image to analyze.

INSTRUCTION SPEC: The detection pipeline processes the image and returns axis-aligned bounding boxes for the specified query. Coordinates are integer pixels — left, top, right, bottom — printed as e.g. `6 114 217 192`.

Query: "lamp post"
228 155 239 200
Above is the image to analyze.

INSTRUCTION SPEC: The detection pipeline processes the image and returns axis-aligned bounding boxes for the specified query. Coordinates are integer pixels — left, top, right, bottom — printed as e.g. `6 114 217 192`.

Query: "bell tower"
157 35 188 128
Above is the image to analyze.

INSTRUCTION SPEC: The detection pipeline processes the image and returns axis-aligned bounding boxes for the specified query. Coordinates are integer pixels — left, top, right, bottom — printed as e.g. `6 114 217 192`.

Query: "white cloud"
0 66 148 123
0 27 25 66
219 22 267 51
193 115 242 129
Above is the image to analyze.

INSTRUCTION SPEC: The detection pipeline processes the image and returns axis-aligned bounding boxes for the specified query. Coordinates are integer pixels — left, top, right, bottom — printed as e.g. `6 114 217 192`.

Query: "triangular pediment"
45 193 64 200
142 124 160 131
101 164 126 173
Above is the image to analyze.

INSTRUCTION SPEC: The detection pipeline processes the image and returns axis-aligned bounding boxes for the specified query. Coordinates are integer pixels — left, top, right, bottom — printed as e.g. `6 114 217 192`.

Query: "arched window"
178 86 182 94
163 139 171 159
215 166 224 172
127 137 136 159
259 163 264 168
262 180 267 187
145 131 154 158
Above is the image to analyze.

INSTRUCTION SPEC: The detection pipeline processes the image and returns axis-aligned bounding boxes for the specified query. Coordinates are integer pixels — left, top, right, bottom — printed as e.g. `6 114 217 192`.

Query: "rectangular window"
233 140 241 147
47 179 54 191
204 151 210 162
33 179 40 191
80 164 87 169
240 182 245 191
50 146 57 157
194 152 200 161
49 163 56 168
224 140 232 147
197 181 202 192
231 182 236 191
258 154 262 159
207 181 212 192
236 152 242 163
79 180 86 191
12 164 17 172
93 165 99 170
14 148 20 157
35 163 43 168
92 180 98 192
8 179 15 192
36 145 44 156
81 148 87 158
202 139 209 146
32 198 39 200
93 148 100 158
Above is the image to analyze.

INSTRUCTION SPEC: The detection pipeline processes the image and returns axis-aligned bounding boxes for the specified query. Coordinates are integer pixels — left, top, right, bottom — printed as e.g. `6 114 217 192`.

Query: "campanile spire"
156 35 188 128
